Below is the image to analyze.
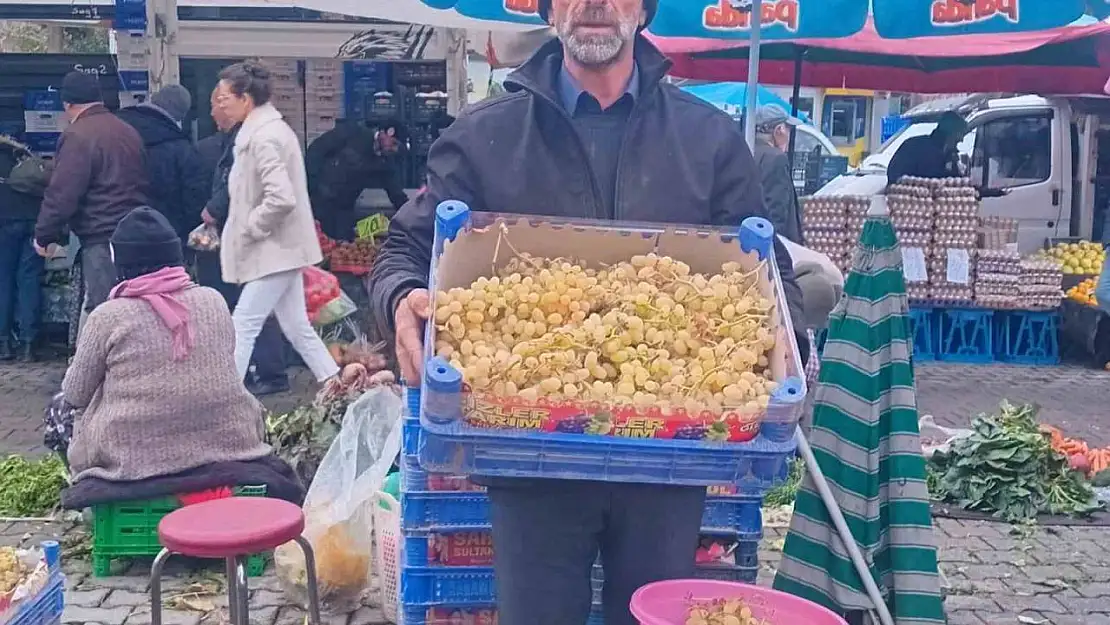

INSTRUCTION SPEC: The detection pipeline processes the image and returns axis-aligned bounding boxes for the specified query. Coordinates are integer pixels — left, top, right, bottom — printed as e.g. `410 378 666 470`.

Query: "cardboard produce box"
425 212 804 443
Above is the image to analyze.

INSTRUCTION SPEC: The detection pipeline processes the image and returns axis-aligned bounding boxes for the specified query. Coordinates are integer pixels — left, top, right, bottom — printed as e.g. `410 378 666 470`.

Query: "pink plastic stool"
630 579 848 625
150 497 321 625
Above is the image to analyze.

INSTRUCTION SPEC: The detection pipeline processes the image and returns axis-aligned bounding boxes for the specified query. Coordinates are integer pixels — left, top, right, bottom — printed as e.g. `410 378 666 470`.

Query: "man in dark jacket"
752 104 804 244
34 71 147 314
306 119 408 240
194 91 289 395
0 138 45 361
116 85 208 241
368 0 805 623
886 111 968 186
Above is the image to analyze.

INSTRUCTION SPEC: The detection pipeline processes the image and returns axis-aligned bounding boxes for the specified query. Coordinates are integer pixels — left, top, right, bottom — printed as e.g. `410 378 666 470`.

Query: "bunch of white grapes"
0 547 25 594
433 253 780 415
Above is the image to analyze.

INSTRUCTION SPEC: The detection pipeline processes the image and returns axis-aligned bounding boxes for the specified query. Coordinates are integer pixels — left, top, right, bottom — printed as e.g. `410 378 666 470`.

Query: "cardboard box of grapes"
424 205 807 445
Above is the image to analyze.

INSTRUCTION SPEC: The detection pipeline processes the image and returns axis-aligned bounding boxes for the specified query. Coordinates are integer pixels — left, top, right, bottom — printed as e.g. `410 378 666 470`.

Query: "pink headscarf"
109 266 195 360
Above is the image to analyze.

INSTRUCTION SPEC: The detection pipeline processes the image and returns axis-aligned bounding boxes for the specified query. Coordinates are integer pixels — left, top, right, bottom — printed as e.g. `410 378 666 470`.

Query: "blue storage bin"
700 497 763 538
403 530 493 568
401 604 497 625
417 203 805 489
401 566 496 606
908 307 936 361
994 310 1060 365
938 308 994 363
587 608 606 625
402 491 491 531
694 564 759 583
401 457 485 495
11 541 64 625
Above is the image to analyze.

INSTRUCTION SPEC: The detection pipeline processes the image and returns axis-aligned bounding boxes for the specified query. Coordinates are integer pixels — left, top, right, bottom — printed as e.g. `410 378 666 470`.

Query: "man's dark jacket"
752 141 803 245
886 133 958 186
35 104 148 247
369 37 804 338
116 105 208 240
197 126 239 228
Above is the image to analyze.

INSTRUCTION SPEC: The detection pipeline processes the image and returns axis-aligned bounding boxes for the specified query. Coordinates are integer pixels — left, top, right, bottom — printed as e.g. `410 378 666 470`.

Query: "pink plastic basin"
630 579 848 625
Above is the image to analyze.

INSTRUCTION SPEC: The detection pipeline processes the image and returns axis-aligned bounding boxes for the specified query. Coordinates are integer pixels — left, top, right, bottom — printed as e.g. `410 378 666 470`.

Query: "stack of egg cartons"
262 58 306 150
801 196 849 271
304 59 344 147
399 392 769 624
886 182 934 302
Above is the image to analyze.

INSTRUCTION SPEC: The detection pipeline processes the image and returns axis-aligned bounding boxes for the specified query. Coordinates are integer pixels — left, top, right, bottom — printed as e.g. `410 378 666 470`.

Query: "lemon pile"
1041 241 1105 275
1067 277 1099 307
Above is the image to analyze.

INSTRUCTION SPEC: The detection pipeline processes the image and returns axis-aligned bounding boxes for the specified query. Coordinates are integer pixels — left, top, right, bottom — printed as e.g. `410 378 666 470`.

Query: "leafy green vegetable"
0 455 67 516
764 458 805 507
929 401 1103 522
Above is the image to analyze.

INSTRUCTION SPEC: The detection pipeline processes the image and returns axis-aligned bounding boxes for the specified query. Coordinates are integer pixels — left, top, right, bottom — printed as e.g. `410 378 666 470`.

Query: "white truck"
817 93 1110 254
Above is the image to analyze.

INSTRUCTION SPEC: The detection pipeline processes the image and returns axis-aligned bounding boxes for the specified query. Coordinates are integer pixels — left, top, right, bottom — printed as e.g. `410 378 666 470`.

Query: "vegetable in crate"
433 253 779 419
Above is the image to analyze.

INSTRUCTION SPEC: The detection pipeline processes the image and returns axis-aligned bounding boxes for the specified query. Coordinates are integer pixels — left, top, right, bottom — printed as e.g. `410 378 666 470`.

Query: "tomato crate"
91 485 268 577
417 204 805 488
8 542 64 625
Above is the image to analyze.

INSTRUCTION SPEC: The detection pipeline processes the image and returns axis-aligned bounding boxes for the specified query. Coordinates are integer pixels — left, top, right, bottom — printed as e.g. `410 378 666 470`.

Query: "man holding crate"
369 0 807 623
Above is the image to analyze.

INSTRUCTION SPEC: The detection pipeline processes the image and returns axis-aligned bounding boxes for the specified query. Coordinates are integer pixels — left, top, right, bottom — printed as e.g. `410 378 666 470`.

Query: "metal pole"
743 0 763 150
786 48 803 169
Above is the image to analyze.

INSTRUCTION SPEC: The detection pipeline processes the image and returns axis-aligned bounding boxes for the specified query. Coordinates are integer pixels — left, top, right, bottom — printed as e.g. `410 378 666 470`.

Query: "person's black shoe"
246 378 291 397
17 343 35 363
0 339 13 362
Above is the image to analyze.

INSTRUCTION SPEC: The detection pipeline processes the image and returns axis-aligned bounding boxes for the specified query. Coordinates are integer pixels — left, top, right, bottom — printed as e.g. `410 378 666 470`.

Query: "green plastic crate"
91 485 269 577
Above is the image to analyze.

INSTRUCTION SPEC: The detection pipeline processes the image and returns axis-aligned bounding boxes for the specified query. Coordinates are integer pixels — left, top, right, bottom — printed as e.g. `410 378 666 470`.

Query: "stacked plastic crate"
400 391 770 624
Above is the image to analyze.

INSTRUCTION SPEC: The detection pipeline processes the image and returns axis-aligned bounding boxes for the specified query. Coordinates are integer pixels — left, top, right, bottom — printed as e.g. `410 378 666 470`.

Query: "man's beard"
556 8 638 66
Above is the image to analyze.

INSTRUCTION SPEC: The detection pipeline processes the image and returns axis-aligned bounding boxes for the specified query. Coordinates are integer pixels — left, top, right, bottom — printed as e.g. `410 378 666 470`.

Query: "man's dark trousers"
194 251 287 384
488 480 705 625
0 221 45 345
80 242 116 313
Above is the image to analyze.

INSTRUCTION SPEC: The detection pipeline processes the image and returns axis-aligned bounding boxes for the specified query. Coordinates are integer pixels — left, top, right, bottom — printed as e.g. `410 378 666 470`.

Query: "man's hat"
754 104 801 133
538 0 658 27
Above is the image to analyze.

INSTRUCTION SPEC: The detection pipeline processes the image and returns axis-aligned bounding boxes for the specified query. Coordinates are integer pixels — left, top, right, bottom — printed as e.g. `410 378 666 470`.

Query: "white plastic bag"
275 386 404 613
919 415 973 458
187 223 220 251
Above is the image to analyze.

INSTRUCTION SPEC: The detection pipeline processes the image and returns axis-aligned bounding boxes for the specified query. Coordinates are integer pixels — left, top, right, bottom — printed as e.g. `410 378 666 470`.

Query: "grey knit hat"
149 85 192 124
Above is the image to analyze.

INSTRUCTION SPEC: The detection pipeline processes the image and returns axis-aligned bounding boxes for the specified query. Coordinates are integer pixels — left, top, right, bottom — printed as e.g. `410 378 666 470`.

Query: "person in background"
306 119 408 241
196 87 289 395
0 137 45 361
35 71 147 316
886 111 968 186
752 104 804 244
116 85 208 242
215 60 338 386
62 207 275 487
368 0 806 622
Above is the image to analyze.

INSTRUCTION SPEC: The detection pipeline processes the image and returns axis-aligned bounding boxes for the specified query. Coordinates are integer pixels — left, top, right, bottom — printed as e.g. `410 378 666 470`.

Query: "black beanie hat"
60 71 102 106
111 207 184 281
538 0 657 27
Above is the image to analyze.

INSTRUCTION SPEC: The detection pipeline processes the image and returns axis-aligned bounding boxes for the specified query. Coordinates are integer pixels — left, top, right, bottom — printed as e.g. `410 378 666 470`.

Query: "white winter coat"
221 103 322 284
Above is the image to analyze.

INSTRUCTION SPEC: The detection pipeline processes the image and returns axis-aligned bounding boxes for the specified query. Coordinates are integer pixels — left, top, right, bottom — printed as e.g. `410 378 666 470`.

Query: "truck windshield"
857 121 938 173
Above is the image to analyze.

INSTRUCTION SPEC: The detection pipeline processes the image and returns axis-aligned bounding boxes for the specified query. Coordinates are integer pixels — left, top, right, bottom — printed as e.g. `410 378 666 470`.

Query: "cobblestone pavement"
4 359 1110 623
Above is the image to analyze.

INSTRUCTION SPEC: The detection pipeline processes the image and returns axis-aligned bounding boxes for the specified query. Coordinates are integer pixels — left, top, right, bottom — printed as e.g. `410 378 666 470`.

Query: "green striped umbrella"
773 217 945 625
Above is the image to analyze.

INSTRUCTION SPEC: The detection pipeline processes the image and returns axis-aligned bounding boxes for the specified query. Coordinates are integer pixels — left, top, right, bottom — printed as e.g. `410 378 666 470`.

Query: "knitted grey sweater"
64 286 272 483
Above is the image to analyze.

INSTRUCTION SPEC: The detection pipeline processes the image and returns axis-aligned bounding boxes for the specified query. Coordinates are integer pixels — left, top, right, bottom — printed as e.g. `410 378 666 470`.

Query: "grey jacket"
753 141 803 245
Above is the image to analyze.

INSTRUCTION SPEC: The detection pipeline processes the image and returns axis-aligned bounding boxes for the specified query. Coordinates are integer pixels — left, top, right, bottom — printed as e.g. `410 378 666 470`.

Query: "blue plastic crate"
402 491 491 531
880 115 910 143
693 564 759 583
908 307 936 361
403 530 493 568
700 497 763 538
419 424 795 491
938 308 994 363
401 457 485 495
419 203 806 488
401 605 497 625
587 608 606 625
994 310 1060 365
11 541 64 625
401 565 496 606
404 417 422 456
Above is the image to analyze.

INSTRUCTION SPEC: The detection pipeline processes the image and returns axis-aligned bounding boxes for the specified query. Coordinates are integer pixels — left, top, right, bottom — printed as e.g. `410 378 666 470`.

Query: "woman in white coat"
214 60 338 384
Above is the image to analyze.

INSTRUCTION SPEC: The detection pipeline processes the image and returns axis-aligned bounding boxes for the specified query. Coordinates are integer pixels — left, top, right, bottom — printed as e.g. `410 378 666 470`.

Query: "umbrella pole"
743 0 763 149
793 428 897 625
787 49 802 169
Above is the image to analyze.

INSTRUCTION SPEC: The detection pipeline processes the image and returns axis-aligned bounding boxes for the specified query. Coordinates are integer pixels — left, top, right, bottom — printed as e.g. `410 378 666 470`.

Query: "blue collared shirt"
555 63 640 218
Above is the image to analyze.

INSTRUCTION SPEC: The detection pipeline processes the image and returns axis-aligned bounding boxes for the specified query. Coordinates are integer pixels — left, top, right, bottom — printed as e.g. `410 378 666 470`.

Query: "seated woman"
59 207 302 507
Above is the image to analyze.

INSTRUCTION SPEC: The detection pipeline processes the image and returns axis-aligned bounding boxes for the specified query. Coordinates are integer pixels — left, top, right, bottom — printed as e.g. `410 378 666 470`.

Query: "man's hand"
395 288 430 387
201 208 216 226
32 240 56 258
